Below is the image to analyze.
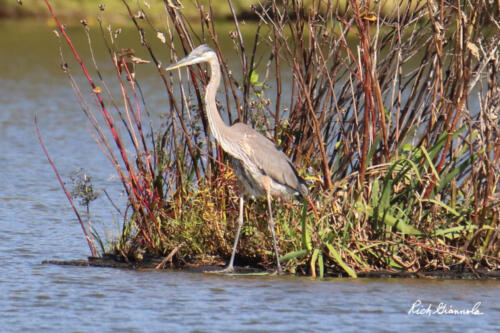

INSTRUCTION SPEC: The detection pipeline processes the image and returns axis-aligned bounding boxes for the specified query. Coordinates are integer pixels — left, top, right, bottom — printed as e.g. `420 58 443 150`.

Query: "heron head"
166 44 216 71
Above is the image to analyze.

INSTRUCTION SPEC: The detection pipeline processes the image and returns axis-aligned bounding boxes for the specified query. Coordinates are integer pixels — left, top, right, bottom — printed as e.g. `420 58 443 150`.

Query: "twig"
35 115 98 257
155 241 185 269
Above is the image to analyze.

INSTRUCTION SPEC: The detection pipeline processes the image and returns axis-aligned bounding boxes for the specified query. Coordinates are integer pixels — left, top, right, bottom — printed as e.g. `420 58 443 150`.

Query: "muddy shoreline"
42 257 500 279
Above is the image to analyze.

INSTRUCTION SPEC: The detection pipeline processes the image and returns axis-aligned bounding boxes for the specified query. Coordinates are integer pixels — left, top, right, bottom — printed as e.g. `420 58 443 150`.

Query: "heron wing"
230 123 307 195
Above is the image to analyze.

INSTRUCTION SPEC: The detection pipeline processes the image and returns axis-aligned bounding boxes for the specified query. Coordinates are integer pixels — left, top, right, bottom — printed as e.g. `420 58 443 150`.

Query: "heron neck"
205 58 230 146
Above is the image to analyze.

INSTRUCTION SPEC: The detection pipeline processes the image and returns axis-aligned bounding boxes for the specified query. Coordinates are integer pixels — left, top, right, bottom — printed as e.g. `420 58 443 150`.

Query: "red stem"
35 116 98 257
43 0 156 247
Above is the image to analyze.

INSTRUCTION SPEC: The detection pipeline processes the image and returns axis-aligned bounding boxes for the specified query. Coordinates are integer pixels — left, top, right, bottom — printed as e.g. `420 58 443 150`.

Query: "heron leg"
266 191 283 275
220 195 244 273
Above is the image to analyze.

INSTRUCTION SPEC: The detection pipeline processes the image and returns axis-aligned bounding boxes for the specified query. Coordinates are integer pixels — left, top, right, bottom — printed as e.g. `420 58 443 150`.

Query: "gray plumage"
229 122 308 198
166 44 307 274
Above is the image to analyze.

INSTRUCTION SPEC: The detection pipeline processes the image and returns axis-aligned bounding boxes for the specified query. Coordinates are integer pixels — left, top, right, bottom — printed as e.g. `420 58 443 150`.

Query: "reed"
41 0 499 276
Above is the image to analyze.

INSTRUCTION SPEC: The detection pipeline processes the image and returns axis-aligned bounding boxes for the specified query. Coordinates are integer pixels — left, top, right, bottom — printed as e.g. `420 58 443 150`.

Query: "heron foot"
204 265 234 274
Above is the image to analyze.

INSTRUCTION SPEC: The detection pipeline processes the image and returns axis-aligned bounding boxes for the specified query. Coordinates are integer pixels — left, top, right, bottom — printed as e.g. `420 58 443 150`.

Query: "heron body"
166 44 307 274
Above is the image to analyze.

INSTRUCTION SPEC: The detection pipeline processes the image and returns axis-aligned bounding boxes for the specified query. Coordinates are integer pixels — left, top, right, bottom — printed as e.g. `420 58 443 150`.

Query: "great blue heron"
166 44 308 274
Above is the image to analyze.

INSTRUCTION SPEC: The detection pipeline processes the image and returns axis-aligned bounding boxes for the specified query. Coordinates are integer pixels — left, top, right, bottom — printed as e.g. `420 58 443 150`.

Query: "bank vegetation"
39 0 499 278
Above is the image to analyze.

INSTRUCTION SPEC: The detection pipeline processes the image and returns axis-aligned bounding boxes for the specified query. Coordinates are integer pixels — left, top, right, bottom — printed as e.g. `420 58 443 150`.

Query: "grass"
39 0 499 278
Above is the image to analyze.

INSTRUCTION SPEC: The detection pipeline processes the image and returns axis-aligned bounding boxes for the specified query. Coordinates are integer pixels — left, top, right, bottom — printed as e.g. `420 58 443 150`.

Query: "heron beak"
165 53 204 71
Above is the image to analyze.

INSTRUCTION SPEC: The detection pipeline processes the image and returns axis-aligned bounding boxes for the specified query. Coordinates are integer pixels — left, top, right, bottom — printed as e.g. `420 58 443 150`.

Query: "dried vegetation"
40 0 499 277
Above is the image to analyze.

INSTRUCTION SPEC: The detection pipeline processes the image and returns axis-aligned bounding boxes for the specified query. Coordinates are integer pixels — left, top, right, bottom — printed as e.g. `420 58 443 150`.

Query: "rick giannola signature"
408 300 484 316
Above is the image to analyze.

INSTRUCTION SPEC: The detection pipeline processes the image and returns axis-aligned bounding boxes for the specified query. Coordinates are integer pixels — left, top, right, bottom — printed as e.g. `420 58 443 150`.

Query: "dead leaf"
135 10 145 19
467 41 480 59
361 11 377 22
116 48 135 59
166 0 182 9
130 56 150 64
157 31 166 44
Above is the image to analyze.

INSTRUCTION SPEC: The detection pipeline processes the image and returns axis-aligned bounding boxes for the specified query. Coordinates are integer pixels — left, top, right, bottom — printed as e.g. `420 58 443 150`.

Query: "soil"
42 256 500 279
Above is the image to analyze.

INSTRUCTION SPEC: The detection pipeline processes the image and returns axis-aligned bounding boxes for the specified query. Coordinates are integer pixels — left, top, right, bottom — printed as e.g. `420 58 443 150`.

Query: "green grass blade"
358 203 421 235
420 146 440 181
421 199 460 216
433 225 478 238
365 133 382 169
436 156 475 192
426 126 465 161
281 249 308 262
301 204 312 251
379 210 421 235
318 253 324 278
326 243 357 278
343 246 370 268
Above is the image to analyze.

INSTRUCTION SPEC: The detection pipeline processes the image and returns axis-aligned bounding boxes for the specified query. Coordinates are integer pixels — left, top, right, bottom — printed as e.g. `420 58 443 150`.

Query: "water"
1 20 499 332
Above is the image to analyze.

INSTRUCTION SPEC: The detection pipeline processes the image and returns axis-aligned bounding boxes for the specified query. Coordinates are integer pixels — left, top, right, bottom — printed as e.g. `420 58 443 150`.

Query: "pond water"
0 20 499 332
